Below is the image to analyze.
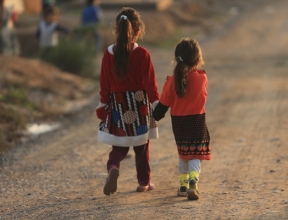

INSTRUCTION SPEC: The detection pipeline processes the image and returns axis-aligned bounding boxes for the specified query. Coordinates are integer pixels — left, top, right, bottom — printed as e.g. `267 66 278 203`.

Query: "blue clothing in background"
81 5 101 26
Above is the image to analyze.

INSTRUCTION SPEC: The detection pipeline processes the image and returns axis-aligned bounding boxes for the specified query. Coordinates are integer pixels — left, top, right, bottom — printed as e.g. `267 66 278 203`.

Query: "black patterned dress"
153 70 211 160
171 114 210 160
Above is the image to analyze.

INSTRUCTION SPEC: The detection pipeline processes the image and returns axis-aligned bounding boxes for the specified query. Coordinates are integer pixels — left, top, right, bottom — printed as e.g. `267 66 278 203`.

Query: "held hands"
153 102 169 121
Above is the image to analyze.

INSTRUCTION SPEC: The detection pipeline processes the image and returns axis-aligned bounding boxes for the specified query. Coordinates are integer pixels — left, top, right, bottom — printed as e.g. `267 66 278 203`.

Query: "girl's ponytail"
114 16 134 79
113 8 145 79
174 59 189 98
173 38 204 98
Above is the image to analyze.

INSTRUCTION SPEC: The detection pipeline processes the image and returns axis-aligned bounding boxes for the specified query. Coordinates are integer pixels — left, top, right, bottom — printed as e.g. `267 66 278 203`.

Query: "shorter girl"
153 38 211 200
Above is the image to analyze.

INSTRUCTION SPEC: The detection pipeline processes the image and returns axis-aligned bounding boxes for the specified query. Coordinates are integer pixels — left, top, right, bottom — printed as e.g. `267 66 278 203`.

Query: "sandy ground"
1 0 288 219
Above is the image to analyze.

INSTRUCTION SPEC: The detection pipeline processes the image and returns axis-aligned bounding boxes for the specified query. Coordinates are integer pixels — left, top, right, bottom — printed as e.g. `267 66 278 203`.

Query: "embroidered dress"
97 43 159 147
158 69 211 160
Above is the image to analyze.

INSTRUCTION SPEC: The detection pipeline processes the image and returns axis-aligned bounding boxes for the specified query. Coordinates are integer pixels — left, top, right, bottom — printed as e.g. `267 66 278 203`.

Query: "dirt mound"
1 56 94 100
0 55 96 153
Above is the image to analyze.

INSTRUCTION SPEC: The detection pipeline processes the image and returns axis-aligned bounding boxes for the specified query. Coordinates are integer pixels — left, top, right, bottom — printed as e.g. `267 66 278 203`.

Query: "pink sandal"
136 183 155 192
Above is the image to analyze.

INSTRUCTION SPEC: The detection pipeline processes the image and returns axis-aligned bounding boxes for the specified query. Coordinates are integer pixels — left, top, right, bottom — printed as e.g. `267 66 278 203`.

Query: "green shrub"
0 111 24 152
0 128 5 152
0 107 26 129
38 37 96 77
0 87 36 110
0 128 3 141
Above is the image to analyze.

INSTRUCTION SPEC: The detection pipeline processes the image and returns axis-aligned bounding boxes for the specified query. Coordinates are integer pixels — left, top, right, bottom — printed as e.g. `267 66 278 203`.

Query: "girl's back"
160 69 207 116
100 43 157 95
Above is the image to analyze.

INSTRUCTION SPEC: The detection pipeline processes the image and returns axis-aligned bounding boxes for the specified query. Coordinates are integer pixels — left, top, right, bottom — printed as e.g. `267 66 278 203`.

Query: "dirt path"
1 1 288 219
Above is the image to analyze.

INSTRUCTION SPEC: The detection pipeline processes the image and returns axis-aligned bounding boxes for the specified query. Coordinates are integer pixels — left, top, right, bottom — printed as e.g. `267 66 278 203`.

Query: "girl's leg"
187 159 201 200
104 146 129 196
178 157 189 196
188 159 201 174
133 140 154 191
179 157 189 173
107 146 129 171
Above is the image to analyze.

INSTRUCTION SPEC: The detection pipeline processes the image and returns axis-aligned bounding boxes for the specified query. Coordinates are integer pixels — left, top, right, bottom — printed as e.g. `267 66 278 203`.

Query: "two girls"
96 7 210 200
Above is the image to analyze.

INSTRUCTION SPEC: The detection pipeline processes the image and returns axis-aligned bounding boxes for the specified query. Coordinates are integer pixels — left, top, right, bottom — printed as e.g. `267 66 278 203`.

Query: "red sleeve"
140 50 159 103
205 74 208 97
159 76 172 107
99 50 111 104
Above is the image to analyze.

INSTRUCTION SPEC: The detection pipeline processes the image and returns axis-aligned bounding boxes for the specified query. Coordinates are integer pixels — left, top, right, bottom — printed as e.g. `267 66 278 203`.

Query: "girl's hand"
96 106 108 121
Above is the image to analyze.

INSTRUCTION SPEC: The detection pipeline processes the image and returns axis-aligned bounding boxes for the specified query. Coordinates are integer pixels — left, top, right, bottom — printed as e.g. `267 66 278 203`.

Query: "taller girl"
96 7 159 196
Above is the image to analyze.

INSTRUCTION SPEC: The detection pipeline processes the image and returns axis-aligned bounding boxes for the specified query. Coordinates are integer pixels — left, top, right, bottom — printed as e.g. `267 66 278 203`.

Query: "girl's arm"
99 51 111 103
140 50 159 104
153 102 169 121
96 51 111 121
153 76 172 121
95 102 108 121
55 24 70 34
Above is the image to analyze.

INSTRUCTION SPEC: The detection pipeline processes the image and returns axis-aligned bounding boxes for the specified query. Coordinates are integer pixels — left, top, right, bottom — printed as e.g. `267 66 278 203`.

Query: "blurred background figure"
80 0 103 52
35 5 69 49
81 0 102 26
0 0 20 56
42 0 56 15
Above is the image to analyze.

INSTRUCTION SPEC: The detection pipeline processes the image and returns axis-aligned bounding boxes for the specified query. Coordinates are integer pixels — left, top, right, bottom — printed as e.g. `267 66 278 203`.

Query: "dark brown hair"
174 38 204 98
87 0 98 5
87 0 94 5
43 5 59 19
113 7 145 79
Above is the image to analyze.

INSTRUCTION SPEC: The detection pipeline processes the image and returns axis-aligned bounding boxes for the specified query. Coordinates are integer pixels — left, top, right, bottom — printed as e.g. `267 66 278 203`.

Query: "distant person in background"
36 5 69 48
81 0 102 26
0 0 20 56
42 0 56 15
81 0 103 51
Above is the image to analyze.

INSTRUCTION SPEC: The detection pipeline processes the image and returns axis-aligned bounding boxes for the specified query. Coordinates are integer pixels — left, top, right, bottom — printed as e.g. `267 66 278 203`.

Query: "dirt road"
1 0 288 219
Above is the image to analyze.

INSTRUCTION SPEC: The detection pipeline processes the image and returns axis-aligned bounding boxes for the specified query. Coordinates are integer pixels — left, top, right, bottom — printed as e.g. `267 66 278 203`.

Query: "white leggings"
178 157 201 174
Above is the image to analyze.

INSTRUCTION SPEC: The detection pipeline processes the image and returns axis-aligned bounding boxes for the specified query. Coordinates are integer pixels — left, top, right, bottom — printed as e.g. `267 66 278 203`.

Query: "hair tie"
176 56 183 62
120 15 127 20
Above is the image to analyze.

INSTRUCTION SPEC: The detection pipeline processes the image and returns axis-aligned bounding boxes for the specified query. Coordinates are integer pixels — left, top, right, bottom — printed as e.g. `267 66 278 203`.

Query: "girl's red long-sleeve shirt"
99 44 159 104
